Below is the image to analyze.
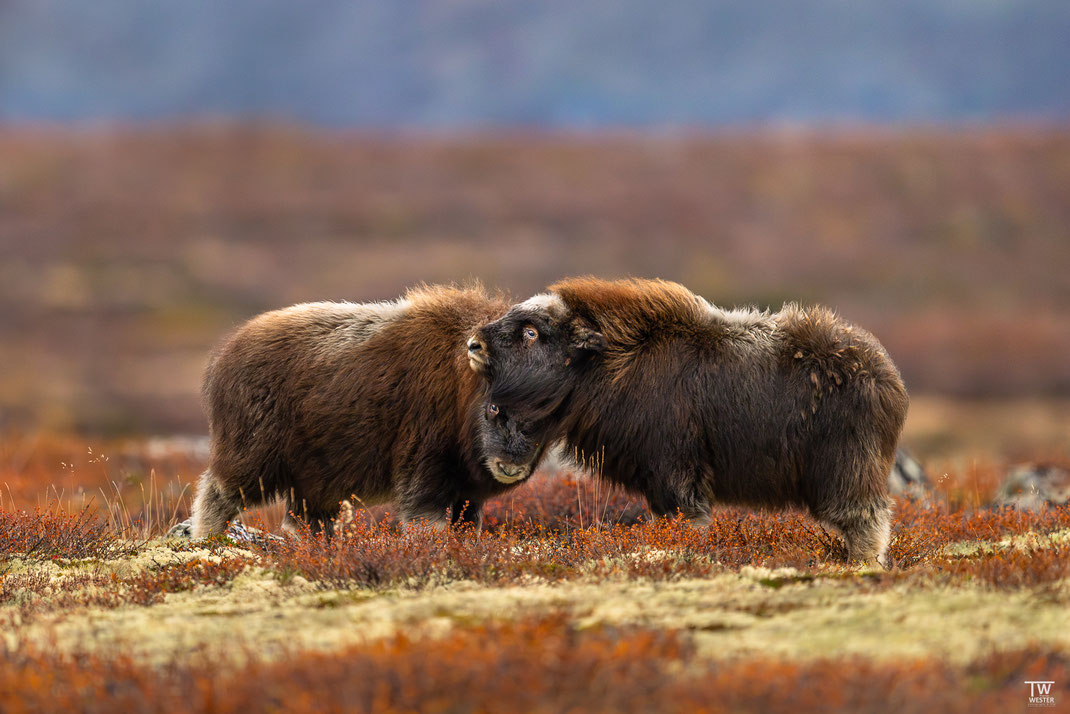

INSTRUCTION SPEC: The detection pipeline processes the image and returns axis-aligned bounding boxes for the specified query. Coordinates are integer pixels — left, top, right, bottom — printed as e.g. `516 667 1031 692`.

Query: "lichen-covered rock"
994 464 1070 510
888 449 931 500
166 519 281 543
165 519 193 539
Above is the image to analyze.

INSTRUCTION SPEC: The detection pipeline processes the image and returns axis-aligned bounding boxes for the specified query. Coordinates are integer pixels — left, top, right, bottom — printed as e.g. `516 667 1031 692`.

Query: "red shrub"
0 618 1065 714
0 557 249 616
483 471 648 530
124 557 250 604
934 544 1070 589
260 486 1070 590
0 506 129 561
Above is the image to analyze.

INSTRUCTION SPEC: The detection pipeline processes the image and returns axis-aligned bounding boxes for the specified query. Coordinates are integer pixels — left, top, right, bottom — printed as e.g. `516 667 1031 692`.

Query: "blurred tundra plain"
0 127 1068 446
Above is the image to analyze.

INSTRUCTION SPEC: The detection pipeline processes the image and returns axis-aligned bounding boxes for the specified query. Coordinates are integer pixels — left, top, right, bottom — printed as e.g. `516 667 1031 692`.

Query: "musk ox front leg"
819 502 892 568
279 494 337 538
450 498 484 531
399 507 450 531
394 453 472 530
396 491 451 531
851 506 892 568
284 512 337 537
644 473 712 527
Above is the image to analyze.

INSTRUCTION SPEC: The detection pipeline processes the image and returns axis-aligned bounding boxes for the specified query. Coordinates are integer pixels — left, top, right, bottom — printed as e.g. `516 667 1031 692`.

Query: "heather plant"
4 438 1070 600
3 434 1070 714
124 557 250 599
0 506 130 561
482 471 648 531
934 543 1070 590
0 618 1065 714
258 493 1070 590
0 556 249 619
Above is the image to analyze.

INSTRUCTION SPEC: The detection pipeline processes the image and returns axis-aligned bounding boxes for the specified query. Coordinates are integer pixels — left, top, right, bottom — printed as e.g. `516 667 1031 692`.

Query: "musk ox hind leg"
189 470 242 538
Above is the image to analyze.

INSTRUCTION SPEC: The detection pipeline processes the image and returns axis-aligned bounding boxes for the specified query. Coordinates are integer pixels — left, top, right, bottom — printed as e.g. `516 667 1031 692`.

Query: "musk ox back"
468 277 909 566
184 285 543 537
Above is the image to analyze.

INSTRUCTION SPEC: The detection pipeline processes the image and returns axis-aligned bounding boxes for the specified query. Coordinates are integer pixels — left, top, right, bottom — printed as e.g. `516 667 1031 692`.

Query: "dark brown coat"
470 277 909 565
188 285 539 537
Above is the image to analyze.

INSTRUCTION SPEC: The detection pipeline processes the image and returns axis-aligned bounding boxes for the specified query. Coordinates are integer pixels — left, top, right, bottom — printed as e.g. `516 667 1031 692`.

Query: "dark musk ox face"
477 401 547 484
468 294 605 470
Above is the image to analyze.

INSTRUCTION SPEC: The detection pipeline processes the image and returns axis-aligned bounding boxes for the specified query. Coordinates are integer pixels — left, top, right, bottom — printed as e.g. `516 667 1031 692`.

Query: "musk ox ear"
569 320 606 355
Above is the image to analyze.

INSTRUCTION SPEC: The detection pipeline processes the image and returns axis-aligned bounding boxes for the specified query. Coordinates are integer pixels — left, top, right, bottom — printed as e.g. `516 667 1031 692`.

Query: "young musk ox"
179 285 544 538
467 277 909 566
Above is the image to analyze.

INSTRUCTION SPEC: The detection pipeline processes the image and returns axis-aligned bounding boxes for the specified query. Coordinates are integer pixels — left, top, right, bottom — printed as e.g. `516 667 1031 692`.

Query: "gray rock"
225 521 283 543
994 464 1070 510
164 518 282 543
888 449 932 500
165 519 193 538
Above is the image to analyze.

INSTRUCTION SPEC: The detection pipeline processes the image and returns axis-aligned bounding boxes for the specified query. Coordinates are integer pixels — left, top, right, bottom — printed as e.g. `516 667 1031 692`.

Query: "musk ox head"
468 293 605 466
478 400 548 484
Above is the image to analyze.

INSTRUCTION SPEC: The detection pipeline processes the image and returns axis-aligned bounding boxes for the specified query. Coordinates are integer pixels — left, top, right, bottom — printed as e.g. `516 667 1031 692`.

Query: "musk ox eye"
486 403 500 418
523 326 538 342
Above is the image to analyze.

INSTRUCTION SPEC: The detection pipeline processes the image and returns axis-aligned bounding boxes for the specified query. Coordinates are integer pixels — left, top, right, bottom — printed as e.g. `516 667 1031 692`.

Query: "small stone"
993 464 1070 510
166 520 193 539
887 449 931 500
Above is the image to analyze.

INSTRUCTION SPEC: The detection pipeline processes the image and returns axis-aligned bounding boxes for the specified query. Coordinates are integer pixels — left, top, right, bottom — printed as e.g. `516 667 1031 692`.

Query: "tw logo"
1025 680 1056 708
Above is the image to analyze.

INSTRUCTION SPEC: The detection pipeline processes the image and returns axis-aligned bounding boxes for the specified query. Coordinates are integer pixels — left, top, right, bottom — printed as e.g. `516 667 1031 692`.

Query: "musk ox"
467 277 909 566
181 285 544 538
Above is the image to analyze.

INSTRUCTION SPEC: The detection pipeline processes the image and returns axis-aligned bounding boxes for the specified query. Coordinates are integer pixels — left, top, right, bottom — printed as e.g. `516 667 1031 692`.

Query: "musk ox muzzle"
488 459 532 484
466 334 490 374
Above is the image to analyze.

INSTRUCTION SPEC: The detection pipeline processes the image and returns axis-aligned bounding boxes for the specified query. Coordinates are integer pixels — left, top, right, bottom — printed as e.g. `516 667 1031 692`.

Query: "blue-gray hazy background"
1 0 1068 126
2 1 1070 461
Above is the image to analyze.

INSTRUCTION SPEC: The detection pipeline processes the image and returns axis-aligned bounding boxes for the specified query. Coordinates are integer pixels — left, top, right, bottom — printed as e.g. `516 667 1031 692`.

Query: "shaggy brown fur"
471 277 909 565
187 285 541 537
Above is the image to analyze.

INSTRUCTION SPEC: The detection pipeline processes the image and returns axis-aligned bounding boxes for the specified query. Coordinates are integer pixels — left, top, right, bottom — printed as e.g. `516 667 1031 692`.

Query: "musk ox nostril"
467 337 485 353
494 460 523 479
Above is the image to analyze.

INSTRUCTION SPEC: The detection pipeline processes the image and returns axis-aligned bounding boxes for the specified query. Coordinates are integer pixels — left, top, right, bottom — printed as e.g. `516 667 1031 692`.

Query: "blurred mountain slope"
1 0 1068 125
